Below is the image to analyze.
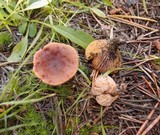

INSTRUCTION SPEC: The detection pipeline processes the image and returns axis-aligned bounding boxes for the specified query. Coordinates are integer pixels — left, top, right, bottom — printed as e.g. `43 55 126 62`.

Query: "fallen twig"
0 62 17 67
136 102 159 135
119 115 143 124
142 76 157 95
108 15 157 22
108 16 158 31
141 114 160 135
137 86 160 102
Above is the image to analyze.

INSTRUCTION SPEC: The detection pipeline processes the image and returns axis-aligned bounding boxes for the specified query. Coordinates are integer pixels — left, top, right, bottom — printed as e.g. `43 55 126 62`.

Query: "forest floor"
0 0 160 135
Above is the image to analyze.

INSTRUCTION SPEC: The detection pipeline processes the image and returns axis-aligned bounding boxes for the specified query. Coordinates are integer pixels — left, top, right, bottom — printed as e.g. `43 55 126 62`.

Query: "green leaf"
24 0 52 10
7 35 28 62
29 23 37 37
52 25 94 49
103 0 112 6
90 7 106 18
19 22 28 35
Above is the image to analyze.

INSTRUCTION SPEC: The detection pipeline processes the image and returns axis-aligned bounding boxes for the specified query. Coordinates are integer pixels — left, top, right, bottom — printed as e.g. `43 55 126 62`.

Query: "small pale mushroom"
96 94 118 107
33 42 79 86
85 38 123 73
92 75 119 106
91 75 118 96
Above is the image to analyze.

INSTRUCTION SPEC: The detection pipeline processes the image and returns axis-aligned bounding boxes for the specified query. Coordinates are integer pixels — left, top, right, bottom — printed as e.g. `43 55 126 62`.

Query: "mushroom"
85 38 123 73
33 42 79 86
91 75 118 96
85 39 122 106
153 39 160 51
92 75 119 106
85 39 107 60
96 94 118 107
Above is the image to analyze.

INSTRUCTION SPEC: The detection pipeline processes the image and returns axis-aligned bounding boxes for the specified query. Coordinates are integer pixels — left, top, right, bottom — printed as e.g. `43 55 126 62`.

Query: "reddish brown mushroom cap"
33 42 79 86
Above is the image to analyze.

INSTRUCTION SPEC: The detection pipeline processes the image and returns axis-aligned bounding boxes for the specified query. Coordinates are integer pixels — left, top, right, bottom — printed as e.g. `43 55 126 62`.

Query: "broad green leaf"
19 22 28 35
52 25 94 49
29 23 37 37
29 0 39 4
24 0 52 10
103 0 112 6
90 7 106 18
7 36 28 62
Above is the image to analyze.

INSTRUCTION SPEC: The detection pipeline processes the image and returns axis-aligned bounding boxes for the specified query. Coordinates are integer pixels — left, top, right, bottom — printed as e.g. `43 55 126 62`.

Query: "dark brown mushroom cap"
33 42 79 86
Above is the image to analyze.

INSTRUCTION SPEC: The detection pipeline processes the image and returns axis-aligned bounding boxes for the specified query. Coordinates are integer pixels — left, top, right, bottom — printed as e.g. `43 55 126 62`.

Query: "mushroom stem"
91 69 99 92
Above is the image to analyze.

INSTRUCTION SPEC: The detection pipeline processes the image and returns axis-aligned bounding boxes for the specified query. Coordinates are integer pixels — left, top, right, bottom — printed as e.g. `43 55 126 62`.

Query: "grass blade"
0 94 56 106
0 123 38 133
142 0 148 14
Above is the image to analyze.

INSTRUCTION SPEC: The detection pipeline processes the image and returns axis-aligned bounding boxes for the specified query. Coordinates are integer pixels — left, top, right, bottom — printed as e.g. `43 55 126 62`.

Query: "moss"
18 105 54 135
0 31 12 51
79 125 101 135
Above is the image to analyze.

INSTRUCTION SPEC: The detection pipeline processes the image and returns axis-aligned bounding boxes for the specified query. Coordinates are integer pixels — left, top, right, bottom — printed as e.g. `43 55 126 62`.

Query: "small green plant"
0 31 12 51
79 125 100 135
